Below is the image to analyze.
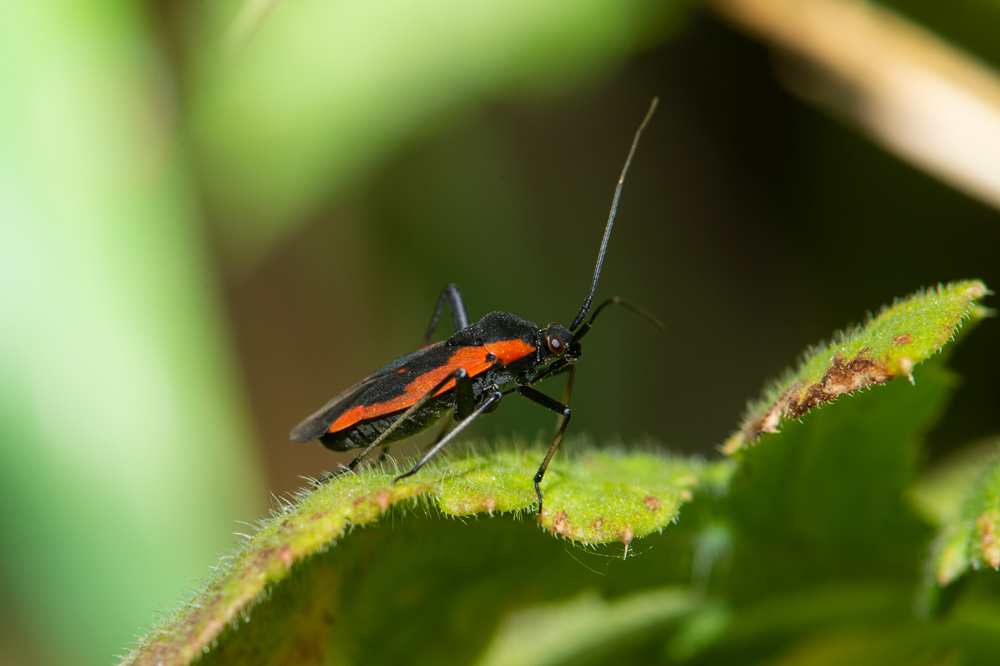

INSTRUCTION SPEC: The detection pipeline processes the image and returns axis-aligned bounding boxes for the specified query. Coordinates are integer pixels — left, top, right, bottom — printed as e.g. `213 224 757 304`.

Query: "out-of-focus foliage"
711 0 1000 212
189 0 684 266
0 1 687 663
928 450 1000 587
3 0 1000 664
0 3 265 665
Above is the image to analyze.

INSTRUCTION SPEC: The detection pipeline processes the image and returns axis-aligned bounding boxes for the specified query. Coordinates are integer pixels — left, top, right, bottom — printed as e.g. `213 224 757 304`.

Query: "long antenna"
570 97 658 332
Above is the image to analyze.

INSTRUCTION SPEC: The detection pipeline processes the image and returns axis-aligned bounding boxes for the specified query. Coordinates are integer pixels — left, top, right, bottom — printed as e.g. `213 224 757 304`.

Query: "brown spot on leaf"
744 349 895 441
254 548 273 572
643 496 660 513
977 510 1000 569
441 494 501 515
376 489 392 512
621 527 634 545
552 511 571 536
279 544 294 567
893 333 912 346
591 518 605 530
787 350 894 416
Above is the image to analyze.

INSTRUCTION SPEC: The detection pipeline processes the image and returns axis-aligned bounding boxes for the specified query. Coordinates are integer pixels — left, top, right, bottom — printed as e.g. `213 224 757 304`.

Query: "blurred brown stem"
710 0 1000 212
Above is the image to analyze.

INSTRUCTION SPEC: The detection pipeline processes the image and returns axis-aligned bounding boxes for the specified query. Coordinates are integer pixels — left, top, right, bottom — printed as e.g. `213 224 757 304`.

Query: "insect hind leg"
420 283 470 347
395 386 502 483
425 414 454 451
316 450 370 483
316 367 472 486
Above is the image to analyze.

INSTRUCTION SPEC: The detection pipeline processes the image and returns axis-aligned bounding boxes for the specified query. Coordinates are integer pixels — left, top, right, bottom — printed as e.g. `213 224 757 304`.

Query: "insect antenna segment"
570 97 659 333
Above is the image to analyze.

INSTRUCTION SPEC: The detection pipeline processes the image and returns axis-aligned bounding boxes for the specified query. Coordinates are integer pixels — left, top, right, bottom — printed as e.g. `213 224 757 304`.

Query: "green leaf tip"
723 280 989 455
927 448 1000 591
121 441 731 666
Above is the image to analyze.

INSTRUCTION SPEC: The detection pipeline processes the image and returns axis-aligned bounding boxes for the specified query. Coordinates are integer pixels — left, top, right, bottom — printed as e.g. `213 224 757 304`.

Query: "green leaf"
121 444 730 666
720 281 991 591
724 280 989 454
927 448 1000 589
681 584 1000 665
723 356 955 596
120 280 993 665
680 284 991 663
910 439 1000 528
475 587 700 666
685 583 913 664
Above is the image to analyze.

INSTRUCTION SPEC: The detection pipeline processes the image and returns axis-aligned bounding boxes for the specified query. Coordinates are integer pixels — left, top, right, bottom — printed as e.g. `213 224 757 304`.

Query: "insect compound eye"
546 333 565 355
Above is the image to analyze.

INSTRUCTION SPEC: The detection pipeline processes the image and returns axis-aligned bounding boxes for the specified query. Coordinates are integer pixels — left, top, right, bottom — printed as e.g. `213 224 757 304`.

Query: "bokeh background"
2 0 998 664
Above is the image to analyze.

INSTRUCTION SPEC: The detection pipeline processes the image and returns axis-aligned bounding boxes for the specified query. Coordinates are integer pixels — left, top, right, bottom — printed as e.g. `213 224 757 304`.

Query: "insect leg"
555 364 576 435
453 361 478 421
416 349 487 453
420 283 470 347
527 358 572 388
499 359 572 401
515 385 573 514
317 447 377 483
419 357 485 457
428 414 454 448
395 382 502 483
318 367 471 484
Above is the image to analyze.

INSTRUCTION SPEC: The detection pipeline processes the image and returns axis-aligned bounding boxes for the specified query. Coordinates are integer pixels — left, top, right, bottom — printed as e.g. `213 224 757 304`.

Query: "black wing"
289 376 380 442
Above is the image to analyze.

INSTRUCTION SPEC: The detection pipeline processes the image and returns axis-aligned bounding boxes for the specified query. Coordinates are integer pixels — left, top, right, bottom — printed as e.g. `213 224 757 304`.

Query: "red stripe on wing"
327 346 495 433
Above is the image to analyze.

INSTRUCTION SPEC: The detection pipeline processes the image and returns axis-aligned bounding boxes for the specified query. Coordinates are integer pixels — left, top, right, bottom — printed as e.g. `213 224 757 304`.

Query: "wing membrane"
289 376 379 442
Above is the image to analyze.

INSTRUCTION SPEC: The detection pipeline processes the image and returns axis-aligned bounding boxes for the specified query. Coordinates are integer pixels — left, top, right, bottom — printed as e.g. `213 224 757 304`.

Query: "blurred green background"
1 0 998 664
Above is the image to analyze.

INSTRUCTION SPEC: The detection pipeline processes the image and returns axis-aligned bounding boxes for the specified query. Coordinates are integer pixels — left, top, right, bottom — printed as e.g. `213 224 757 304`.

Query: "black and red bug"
291 99 661 513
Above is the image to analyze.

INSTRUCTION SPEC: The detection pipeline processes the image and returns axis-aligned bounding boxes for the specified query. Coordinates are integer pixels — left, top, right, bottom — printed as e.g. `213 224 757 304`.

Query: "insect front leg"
515 384 573 515
555 364 576 435
526 361 576 434
420 283 470 347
